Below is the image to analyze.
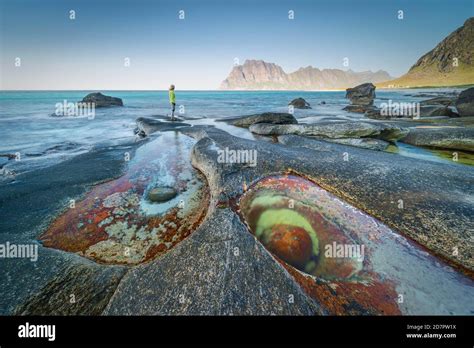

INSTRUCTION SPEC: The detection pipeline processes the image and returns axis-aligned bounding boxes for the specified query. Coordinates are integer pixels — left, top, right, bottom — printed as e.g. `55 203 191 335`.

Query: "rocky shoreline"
3 86 474 316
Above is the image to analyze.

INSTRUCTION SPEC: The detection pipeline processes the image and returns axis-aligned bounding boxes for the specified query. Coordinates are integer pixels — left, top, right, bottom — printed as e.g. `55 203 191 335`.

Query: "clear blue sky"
0 0 472 90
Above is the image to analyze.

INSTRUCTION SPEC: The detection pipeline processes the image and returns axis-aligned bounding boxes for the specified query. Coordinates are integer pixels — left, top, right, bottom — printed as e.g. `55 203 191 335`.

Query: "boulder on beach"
345 83 375 106
289 98 311 109
249 121 408 142
148 187 178 202
80 92 123 108
400 127 474 152
455 87 474 116
222 112 297 128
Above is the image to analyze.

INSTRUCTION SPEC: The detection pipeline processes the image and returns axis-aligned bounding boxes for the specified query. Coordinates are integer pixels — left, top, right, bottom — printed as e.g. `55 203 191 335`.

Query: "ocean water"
0 89 464 174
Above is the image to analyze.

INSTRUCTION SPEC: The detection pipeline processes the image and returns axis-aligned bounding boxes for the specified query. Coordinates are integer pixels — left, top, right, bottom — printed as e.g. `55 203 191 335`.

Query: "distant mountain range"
220 60 392 90
220 17 474 90
379 17 474 88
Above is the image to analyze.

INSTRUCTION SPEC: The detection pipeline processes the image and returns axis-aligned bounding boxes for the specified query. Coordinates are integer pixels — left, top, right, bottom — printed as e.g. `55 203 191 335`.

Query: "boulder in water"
80 92 123 108
289 98 311 109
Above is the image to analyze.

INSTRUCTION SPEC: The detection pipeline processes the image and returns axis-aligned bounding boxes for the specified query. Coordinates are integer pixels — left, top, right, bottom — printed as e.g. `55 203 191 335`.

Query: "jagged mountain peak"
220 60 392 90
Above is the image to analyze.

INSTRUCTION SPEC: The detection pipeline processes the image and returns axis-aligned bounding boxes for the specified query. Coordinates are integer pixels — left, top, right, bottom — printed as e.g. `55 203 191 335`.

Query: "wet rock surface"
104 209 321 315
323 137 390 151
249 121 408 142
160 127 473 314
400 126 474 152
420 96 456 106
275 133 474 272
15 262 127 315
419 105 458 117
9 124 474 316
135 116 191 136
343 104 377 114
39 133 210 265
221 112 297 128
365 105 458 120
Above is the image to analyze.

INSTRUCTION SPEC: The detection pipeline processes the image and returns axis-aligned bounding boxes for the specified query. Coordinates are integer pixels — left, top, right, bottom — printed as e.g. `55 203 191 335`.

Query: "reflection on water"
388 142 474 166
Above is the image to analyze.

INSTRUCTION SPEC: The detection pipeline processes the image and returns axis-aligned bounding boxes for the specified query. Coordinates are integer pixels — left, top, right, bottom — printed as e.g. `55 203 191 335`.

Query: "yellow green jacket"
169 90 176 103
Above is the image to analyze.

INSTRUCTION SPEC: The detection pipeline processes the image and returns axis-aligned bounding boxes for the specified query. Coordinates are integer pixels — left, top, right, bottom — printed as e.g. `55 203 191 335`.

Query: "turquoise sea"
0 88 466 174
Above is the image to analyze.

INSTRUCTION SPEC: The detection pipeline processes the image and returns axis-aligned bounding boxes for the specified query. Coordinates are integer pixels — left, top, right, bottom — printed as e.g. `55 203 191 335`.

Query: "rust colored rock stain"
266 225 313 269
40 135 210 265
238 173 403 315
283 263 401 315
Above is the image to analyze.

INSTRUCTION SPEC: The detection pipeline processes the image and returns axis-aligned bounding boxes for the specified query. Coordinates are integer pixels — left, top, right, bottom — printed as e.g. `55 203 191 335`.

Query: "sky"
0 0 472 90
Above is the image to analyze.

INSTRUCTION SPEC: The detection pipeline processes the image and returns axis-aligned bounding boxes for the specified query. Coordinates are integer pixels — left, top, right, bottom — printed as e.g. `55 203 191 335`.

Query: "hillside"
379 17 474 88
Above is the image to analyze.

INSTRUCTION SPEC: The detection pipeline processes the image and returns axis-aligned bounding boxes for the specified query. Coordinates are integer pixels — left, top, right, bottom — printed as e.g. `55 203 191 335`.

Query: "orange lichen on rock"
283 263 401 315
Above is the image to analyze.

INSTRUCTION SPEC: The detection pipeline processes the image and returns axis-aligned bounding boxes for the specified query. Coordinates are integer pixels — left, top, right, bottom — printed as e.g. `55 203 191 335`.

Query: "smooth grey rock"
148 187 177 202
455 87 474 116
135 117 191 136
185 127 474 271
221 112 297 128
420 96 456 106
80 92 123 107
419 106 458 117
289 98 311 109
345 83 375 105
15 262 127 315
365 105 458 119
249 121 408 142
323 137 390 151
400 127 474 152
272 132 474 271
365 107 388 119
104 200 323 315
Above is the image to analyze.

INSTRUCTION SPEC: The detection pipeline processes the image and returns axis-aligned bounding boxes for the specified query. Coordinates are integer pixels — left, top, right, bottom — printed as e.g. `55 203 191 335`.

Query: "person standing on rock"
169 84 176 121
